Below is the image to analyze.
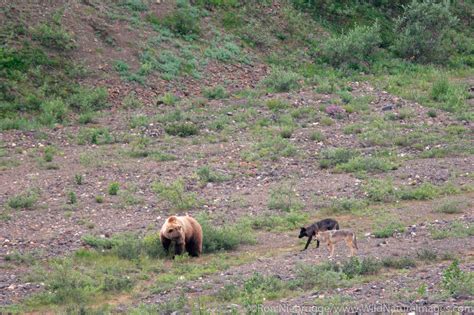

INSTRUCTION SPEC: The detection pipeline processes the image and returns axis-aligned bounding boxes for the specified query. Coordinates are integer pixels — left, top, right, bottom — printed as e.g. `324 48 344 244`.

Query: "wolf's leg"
303 235 313 251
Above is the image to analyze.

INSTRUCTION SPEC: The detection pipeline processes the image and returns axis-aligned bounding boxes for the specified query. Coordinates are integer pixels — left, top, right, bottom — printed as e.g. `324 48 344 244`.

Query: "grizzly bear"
160 215 203 257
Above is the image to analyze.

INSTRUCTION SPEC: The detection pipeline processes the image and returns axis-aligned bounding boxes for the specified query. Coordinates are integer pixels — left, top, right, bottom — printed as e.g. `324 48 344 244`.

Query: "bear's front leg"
174 242 185 256
161 236 171 254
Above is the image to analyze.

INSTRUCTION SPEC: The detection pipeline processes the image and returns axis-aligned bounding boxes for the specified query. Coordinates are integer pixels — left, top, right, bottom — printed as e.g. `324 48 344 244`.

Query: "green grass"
430 221 474 240
335 156 398 173
381 256 416 269
242 135 297 161
435 199 469 214
108 182 120 196
442 260 474 297
262 68 301 92
164 123 199 137
247 210 309 232
7 190 39 209
151 179 200 212
196 166 231 184
268 183 304 212
319 148 359 169
327 198 368 214
373 220 405 238
197 214 256 253
202 85 227 99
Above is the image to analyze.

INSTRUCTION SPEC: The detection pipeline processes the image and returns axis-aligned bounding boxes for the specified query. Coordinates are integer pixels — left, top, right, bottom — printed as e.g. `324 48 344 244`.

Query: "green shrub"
266 99 289 112
430 221 474 240
194 0 238 7
196 166 230 183
341 257 381 279
382 256 416 269
399 182 439 200
67 191 77 204
294 263 346 290
68 87 108 113
78 112 96 124
121 0 148 11
317 23 381 70
328 198 368 214
263 69 301 92
244 136 297 161
197 214 256 253
122 92 143 109
319 148 359 169
108 182 120 196
249 211 309 231
162 0 201 36
429 76 467 113
310 131 325 142
442 260 474 296
438 199 468 214
164 122 199 137
43 146 56 162
393 0 459 64
39 99 68 126
241 273 286 306
158 93 179 106
268 183 303 212
83 233 166 259
373 221 405 238
416 249 437 261
151 179 199 212
336 156 397 173
202 85 227 99
205 40 244 63
364 178 397 202
31 21 75 50
77 128 114 145
7 190 38 209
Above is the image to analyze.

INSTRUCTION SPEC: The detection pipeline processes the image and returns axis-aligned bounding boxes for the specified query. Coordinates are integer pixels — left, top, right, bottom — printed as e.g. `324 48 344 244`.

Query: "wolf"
298 218 339 251
315 229 358 258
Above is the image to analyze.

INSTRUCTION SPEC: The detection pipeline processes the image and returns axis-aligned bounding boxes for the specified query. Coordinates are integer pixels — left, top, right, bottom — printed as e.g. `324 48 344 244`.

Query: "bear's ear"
168 216 177 223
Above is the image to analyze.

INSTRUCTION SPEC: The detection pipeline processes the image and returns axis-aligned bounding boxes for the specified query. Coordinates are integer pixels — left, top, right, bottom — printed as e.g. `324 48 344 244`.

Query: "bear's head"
163 216 183 240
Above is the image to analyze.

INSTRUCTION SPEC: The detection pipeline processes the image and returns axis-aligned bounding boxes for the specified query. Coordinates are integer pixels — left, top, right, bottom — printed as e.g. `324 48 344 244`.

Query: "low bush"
202 85 227 99
197 214 256 253
336 156 397 173
268 183 304 212
196 166 230 183
7 190 38 209
393 0 460 64
373 221 405 238
263 69 301 92
317 23 381 70
442 260 474 297
108 182 120 196
165 123 199 137
161 0 201 36
151 179 199 212
319 148 359 169
382 256 416 269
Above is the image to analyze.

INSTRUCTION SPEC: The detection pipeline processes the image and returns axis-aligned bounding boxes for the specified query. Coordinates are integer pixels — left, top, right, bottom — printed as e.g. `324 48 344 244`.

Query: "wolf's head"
298 227 308 238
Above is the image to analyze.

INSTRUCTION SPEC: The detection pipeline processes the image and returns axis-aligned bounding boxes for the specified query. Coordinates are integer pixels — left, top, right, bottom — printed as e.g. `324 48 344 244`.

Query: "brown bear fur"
160 215 203 257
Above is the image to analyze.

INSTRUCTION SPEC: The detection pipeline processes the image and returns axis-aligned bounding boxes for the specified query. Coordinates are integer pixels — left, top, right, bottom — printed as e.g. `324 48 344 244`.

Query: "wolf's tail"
335 222 340 230
353 233 358 249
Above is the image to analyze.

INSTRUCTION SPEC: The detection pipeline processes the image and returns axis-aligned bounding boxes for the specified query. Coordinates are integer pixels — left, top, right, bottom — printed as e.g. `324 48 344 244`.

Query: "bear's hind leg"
186 238 201 257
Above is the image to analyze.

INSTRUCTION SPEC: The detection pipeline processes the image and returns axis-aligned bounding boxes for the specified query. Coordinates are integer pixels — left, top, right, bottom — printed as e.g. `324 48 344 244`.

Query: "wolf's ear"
300 227 306 231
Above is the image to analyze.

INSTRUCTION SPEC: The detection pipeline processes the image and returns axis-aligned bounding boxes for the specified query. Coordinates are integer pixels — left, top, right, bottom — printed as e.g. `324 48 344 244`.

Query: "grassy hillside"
1 0 473 313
